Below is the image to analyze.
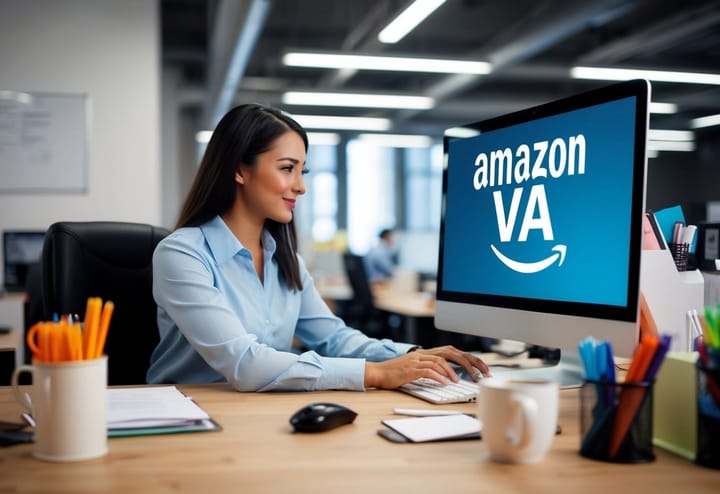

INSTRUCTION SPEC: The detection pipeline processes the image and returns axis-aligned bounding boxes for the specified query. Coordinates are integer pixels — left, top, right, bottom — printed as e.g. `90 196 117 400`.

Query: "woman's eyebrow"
276 157 300 164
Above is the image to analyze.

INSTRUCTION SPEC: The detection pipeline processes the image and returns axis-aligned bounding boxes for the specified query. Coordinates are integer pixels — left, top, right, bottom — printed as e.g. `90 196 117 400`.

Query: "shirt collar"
201 215 277 265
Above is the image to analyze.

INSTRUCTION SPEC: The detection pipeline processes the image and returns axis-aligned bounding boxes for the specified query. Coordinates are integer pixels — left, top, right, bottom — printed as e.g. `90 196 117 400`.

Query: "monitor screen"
435 80 650 385
3 230 45 292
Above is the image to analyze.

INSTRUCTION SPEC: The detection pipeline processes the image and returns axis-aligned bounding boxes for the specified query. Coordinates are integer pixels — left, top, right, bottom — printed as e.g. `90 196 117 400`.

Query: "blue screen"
441 97 637 308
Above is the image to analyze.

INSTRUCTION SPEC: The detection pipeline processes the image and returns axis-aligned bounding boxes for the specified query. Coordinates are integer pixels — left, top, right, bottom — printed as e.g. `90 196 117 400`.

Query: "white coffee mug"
11 356 108 462
478 378 559 464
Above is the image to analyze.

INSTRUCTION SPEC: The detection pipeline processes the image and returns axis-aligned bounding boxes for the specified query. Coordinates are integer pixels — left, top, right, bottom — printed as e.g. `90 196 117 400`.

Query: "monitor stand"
486 350 585 389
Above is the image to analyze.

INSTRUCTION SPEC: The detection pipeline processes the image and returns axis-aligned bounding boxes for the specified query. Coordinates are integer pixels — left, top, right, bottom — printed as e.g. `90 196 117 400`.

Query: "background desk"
1 384 718 493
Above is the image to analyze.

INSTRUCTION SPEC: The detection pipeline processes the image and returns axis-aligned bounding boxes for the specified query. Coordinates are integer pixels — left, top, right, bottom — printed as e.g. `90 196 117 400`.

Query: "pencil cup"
11 356 108 462
579 380 655 463
696 363 720 469
669 242 689 271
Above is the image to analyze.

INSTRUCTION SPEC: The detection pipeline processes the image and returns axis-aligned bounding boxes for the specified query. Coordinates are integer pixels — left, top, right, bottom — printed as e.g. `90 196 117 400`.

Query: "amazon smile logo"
470 133 586 275
491 244 567 274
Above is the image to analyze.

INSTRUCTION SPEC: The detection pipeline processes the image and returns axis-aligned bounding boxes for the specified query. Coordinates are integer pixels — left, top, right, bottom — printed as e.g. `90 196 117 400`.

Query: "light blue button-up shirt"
147 216 414 391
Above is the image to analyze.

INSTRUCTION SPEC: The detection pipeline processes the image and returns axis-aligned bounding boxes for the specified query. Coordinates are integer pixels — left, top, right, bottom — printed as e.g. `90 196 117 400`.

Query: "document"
381 414 481 442
107 386 221 437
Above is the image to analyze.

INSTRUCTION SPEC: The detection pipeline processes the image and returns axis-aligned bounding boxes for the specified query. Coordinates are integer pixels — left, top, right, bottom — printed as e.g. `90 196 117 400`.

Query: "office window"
346 139 396 254
305 144 338 242
404 143 443 230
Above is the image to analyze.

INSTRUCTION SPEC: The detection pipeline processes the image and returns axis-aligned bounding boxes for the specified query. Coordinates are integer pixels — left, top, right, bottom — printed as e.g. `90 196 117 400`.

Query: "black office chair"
341 253 394 339
41 221 169 385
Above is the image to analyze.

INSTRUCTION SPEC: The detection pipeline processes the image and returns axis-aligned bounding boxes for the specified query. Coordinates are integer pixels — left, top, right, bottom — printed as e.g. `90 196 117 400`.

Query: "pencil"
93 301 114 359
83 297 102 360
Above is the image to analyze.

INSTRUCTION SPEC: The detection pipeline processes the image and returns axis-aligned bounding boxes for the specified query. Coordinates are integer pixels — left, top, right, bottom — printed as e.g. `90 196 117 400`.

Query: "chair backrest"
41 221 169 385
342 253 374 307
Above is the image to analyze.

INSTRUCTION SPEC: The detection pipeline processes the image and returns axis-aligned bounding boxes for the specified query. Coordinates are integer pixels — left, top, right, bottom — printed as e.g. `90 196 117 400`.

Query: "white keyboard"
397 378 478 404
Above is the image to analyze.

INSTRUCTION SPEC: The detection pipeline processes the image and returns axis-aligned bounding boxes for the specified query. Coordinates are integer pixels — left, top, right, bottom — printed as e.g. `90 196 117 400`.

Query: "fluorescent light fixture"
691 113 720 129
196 130 213 143
293 114 391 131
307 132 341 146
378 0 446 44
283 52 491 75
444 127 481 139
358 133 433 148
283 91 434 110
647 140 696 152
571 66 720 85
648 129 694 141
649 102 677 114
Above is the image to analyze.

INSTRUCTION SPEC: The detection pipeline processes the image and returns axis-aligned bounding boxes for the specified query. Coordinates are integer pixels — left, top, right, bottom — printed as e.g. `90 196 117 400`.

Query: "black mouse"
289 402 358 433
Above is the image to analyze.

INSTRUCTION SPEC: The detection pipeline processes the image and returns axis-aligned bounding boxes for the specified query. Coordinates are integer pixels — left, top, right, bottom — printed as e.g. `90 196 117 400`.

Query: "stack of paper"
107 386 220 437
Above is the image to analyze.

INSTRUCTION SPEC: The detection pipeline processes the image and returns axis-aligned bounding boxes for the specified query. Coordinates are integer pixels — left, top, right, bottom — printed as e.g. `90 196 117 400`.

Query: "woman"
147 103 488 391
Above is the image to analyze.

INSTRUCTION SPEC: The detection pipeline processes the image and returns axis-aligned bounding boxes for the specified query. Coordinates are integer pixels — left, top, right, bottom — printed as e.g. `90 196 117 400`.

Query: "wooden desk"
1 384 717 493
374 292 435 343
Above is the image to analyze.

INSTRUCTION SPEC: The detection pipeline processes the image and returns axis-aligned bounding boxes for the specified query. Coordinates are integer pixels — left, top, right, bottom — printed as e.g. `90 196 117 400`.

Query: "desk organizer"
580 380 655 463
640 250 704 352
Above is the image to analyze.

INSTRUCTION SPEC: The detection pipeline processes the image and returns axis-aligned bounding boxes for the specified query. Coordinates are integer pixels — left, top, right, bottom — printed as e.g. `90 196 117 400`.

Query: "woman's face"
237 130 307 224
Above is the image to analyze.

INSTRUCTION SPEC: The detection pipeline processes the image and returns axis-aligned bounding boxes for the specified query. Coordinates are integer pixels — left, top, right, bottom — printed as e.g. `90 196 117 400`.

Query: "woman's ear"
235 169 244 184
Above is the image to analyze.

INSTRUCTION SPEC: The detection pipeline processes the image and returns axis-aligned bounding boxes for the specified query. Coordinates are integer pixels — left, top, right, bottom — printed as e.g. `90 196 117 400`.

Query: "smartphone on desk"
0 326 11 334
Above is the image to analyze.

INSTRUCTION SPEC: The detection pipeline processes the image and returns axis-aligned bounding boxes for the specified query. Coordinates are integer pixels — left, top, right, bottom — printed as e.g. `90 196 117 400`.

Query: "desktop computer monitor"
435 79 650 387
3 230 46 293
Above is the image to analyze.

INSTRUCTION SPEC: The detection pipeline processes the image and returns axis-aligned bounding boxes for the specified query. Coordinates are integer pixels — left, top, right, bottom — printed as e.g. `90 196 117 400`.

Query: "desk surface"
0 326 21 353
1 383 718 494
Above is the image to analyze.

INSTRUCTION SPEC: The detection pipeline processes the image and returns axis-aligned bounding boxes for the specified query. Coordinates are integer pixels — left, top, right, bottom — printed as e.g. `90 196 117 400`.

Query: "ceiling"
161 0 720 137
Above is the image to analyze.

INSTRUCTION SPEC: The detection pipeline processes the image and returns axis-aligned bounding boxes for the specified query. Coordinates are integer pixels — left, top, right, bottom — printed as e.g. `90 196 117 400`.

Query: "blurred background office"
1 0 720 292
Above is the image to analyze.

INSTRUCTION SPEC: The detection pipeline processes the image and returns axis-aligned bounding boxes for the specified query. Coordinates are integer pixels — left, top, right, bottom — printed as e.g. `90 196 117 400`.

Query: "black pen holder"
669 243 689 271
696 363 720 469
579 380 655 463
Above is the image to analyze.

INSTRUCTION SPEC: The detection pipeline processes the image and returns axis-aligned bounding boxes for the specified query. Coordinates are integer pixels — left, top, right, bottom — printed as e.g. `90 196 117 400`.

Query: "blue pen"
644 334 672 381
603 341 616 404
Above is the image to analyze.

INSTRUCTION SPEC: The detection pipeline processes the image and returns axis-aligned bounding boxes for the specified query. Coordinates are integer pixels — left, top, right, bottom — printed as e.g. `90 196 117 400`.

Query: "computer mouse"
289 402 358 433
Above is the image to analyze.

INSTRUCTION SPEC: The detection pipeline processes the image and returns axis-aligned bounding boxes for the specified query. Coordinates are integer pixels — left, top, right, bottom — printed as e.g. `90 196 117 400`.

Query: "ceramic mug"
11 356 108 462
478 377 559 463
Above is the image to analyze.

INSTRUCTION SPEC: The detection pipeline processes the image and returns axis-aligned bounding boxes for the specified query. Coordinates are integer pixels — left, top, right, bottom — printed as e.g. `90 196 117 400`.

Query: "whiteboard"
0 92 88 192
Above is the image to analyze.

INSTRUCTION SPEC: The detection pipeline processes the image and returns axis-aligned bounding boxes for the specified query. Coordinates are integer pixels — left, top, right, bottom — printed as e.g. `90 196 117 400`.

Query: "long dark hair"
176 104 308 291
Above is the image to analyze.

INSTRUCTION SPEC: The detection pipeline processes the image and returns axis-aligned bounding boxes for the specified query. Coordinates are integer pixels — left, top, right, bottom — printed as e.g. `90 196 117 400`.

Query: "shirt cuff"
319 356 367 391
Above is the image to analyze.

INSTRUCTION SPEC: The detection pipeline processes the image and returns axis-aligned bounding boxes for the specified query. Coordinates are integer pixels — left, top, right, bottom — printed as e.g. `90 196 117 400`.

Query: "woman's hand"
364 345 489 389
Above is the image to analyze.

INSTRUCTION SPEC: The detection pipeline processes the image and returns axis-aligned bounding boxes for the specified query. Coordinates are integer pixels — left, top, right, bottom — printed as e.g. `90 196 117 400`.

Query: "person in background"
147 103 488 392
364 228 396 284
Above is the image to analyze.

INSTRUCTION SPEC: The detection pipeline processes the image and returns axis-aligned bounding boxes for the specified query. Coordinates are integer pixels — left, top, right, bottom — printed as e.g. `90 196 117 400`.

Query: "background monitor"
3 230 45 293
435 79 650 387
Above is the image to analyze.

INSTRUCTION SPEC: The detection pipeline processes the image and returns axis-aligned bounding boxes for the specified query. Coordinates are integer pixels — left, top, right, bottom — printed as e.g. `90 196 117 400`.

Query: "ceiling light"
649 102 677 114
293 115 391 131
691 113 720 129
283 91 434 110
307 132 341 146
283 52 491 75
648 129 694 141
195 130 213 143
570 66 720 85
378 0 446 44
357 133 433 148
444 127 481 139
646 140 696 152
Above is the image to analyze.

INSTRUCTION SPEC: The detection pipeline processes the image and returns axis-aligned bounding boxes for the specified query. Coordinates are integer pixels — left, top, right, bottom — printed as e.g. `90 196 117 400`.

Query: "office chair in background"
341 252 397 340
41 221 169 385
